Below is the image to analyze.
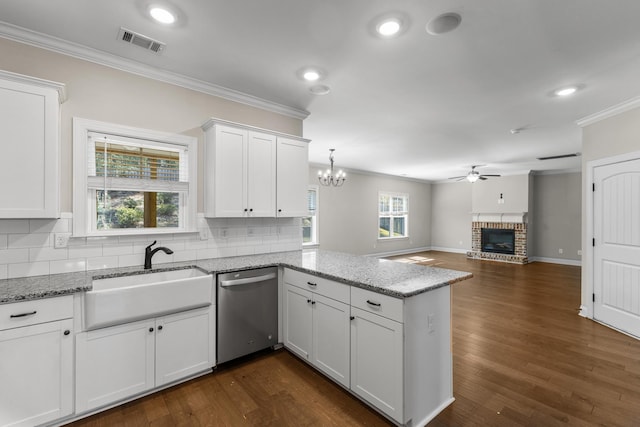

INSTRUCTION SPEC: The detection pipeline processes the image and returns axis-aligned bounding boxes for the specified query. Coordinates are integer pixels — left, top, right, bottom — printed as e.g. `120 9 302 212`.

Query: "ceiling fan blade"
479 176 488 180
480 174 501 177
448 176 466 180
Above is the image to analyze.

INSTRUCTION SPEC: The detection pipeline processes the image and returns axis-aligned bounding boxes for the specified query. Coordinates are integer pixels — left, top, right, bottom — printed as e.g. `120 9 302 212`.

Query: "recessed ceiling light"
377 19 401 36
426 12 462 35
554 86 577 97
303 70 320 81
149 7 176 24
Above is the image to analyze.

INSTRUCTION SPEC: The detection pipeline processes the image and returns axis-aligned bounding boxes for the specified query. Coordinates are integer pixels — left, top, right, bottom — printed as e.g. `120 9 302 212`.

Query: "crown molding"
576 95 640 127
0 68 66 102
0 21 310 120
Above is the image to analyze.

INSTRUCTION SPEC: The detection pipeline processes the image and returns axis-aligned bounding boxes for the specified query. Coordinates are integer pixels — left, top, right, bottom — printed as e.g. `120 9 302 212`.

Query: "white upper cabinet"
0 70 65 218
276 137 309 217
203 118 309 218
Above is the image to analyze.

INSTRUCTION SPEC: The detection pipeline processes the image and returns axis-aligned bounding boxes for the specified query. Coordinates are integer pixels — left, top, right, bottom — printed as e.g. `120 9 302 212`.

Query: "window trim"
377 191 409 240
73 117 198 237
302 185 319 246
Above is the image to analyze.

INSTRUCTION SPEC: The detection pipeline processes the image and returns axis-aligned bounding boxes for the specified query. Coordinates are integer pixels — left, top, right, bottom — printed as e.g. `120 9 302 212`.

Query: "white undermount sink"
84 268 213 331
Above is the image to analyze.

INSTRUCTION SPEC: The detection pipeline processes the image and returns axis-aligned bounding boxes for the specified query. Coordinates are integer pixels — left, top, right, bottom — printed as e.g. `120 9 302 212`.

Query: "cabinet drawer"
0 296 73 331
283 269 349 303
351 287 403 323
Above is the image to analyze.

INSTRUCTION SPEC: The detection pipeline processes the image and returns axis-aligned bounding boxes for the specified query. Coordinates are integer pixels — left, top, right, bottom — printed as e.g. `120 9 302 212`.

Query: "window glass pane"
307 188 317 213
393 217 405 236
379 194 390 213
392 196 405 213
96 190 179 230
379 217 390 238
302 216 313 243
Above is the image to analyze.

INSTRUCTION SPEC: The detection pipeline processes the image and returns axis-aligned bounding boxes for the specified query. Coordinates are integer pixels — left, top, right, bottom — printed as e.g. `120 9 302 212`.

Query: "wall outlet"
199 229 208 240
54 233 71 248
427 314 435 333
577 250 582 256
558 248 564 254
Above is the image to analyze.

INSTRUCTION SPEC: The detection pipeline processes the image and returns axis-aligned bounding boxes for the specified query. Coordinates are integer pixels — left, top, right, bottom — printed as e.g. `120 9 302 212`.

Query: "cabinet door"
155 306 214 386
312 294 350 388
350 307 404 424
212 125 247 217
0 319 73 427
0 76 60 218
75 320 155 413
276 137 309 217
284 284 312 360
246 131 276 217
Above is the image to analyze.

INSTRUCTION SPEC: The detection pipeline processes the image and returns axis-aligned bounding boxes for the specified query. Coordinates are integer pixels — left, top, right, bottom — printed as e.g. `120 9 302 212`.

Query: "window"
302 186 318 245
73 118 197 236
378 192 408 239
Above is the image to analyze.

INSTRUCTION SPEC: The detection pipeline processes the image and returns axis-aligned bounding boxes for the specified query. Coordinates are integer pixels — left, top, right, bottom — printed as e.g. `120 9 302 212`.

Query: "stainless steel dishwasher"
217 267 278 364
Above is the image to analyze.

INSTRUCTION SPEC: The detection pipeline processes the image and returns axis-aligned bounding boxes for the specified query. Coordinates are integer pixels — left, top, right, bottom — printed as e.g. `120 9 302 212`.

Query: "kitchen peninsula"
0 249 472 427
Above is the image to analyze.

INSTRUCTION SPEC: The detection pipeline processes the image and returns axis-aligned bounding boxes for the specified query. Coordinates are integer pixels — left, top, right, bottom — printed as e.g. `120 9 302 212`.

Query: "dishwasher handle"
219 272 277 287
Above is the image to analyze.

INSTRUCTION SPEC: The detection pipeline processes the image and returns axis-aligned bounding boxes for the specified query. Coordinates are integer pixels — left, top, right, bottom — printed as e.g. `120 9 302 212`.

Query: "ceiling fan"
449 165 501 183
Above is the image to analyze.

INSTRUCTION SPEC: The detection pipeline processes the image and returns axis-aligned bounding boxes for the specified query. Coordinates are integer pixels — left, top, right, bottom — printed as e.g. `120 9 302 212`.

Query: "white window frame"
302 185 319 246
72 117 198 237
378 191 409 240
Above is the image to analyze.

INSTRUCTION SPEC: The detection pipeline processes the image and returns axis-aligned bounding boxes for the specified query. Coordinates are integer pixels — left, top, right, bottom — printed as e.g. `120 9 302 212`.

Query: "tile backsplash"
0 213 302 280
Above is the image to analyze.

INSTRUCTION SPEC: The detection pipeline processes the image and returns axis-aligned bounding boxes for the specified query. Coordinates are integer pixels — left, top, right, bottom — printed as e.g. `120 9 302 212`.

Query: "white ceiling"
2 0 640 181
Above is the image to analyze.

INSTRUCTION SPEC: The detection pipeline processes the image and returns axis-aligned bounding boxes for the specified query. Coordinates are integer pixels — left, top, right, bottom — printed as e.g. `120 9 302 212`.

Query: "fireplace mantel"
471 212 528 224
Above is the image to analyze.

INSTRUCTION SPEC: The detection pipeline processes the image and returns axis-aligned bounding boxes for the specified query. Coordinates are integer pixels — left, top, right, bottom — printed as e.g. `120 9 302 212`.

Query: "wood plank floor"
68 252 640 426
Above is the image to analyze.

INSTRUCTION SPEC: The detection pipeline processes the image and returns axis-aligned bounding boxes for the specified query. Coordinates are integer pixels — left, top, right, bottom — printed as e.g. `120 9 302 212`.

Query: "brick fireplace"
467 214 528 264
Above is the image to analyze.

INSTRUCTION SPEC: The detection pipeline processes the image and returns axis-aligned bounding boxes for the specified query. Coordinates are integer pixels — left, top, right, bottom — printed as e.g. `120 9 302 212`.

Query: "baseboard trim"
429 246 469 254
368 246 432 258
529 256 582 266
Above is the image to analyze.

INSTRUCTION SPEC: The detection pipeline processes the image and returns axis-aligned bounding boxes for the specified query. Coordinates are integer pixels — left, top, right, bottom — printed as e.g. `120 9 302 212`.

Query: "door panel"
594 158 640 337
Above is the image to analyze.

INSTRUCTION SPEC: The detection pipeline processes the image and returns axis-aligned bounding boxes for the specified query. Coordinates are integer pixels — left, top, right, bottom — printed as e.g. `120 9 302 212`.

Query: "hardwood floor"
68 252 640 426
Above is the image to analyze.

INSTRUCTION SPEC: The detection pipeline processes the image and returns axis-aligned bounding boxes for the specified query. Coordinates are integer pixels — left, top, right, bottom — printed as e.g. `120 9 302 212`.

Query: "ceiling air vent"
117 27 165 54
537 153 581 161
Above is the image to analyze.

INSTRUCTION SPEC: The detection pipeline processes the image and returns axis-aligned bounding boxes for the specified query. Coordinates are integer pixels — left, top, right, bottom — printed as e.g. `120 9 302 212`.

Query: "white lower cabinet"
350 307 403 423
76 305 214 413
284 269 453 426
0 296 74 427
283 270 350 388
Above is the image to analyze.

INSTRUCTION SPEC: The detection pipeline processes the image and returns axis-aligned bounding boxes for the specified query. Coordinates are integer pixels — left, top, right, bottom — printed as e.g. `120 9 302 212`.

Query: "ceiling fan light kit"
449 165 501 183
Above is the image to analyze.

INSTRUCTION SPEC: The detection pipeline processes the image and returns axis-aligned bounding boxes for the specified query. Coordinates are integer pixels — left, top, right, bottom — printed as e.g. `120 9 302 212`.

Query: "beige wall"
0 38 302 213
430 182 472 251
471 174 531 214
309 167 432 256
532 172 581 261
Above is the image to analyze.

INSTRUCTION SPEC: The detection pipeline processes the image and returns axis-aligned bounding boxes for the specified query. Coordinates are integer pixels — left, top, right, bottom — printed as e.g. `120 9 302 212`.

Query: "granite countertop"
0 249 472 304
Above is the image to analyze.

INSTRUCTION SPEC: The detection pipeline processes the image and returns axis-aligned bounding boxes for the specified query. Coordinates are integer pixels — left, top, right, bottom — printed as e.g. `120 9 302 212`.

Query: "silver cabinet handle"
220 272 277 287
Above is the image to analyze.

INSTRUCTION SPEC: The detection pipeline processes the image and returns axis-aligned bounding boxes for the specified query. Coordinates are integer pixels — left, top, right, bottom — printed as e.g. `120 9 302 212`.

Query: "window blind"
87 132 189 193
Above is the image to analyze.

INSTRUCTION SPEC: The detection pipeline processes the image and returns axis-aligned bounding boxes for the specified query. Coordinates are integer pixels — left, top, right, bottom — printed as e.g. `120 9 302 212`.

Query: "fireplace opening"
481 228 515 255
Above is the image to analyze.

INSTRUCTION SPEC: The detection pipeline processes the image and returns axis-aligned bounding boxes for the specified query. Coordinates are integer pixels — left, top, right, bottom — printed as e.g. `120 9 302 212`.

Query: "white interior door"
593 158 640 338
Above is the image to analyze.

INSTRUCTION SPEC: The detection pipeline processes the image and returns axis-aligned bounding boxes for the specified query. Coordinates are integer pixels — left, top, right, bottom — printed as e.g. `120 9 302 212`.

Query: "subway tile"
217 247 237 258
8 233 50 249
102 243 134 256
29 218 69 233
50 259 87 275
196 248 219 260
69 245 103 259
8 261 50 278
118 254 144 268
29 247 69 262
0 248 29 264
0 235 7 249
0 264 7 280
0 220 30 234
173 250 198 262
87 256 119 271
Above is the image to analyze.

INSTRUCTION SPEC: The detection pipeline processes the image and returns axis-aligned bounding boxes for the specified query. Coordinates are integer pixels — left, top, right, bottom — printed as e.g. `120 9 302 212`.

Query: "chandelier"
318 149 346 187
